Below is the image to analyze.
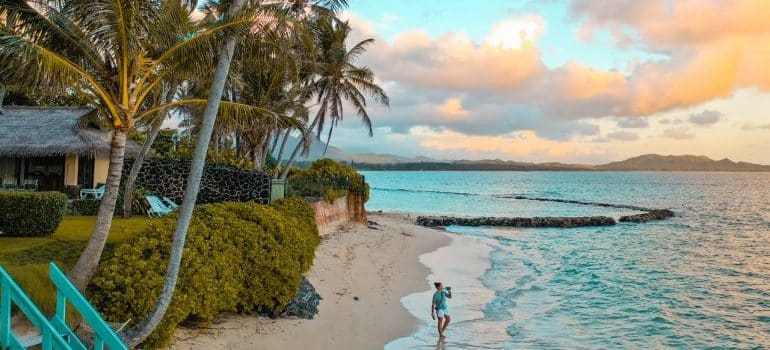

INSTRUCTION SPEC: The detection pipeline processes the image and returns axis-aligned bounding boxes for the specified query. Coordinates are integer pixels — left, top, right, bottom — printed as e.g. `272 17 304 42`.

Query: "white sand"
169 212 450 350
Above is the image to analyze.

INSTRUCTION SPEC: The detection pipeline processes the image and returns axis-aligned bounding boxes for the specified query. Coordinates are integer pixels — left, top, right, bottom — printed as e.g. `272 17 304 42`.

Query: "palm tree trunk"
68 130 127 290
269 130 279 154
122 85 176 217
260 133 271 166
279 138 303 180
123 1 245 345
121 119 163 217
279 111 322 180
274 129 290 166
0 83 5 113
252 140 264 172
322 123 334 155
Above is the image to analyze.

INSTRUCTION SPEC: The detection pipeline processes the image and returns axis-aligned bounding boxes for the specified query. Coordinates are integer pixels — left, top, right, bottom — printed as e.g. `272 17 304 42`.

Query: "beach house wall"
0 107 135 195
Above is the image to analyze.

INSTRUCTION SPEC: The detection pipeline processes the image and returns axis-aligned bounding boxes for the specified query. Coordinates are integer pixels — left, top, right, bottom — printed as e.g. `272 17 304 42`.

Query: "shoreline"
169 212 452 349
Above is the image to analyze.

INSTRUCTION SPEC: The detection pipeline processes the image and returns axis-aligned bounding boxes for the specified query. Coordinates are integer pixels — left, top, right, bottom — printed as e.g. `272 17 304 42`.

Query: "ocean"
362 171 770 349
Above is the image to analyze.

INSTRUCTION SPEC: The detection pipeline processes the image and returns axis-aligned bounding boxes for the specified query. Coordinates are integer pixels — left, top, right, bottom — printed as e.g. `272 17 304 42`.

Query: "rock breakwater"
416 215 617 228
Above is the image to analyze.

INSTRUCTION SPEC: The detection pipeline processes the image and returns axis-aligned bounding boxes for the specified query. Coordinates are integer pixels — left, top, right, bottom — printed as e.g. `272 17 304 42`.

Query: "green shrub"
89 197 319 348
289 158 369 203
71 199 101 215
0 192 67 236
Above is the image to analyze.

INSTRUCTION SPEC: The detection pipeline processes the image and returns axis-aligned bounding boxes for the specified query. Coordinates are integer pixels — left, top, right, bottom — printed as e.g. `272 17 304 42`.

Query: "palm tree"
279 15 389 179
0 0 268 289
121 81 178 217
125 1 349 346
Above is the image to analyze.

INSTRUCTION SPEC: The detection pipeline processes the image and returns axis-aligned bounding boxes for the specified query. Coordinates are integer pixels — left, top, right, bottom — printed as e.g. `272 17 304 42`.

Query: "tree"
125 1 349 346
0 0 264 289
279 15 389 179
122 82 178 217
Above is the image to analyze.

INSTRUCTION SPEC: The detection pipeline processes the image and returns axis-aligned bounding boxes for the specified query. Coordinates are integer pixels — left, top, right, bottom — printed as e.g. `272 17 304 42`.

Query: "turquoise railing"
0 263 128 350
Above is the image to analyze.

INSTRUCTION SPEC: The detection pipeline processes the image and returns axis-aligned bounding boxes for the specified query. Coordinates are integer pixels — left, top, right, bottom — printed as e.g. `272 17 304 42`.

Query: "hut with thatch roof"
0 106 136 195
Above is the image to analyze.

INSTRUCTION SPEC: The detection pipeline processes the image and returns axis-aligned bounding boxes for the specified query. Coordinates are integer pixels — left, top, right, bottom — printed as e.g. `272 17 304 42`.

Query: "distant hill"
274 137 770 171
594 154 770 171
273 135 435 164
354 154 770 172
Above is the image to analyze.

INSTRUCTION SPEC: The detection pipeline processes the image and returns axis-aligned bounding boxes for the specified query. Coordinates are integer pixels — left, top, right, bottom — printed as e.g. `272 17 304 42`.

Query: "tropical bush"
0 191 67 236
289 158 370 203
70 199 101 216
89 197 319 348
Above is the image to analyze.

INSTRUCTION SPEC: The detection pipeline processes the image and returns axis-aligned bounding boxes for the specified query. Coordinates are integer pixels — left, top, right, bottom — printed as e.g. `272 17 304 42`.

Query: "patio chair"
162 196 179 210
1 183 17 191
146 195 174 217
80 184 106 199
22 180 37 191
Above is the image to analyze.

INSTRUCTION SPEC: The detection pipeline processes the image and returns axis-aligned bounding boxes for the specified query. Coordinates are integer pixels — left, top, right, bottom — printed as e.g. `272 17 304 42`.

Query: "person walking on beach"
431 282 452 338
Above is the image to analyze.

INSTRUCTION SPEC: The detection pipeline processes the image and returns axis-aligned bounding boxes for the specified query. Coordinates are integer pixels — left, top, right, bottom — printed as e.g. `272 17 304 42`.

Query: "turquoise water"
366 171 770 349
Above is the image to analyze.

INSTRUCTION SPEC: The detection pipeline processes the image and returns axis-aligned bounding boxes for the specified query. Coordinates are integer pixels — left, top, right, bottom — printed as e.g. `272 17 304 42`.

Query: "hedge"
70 199 101 216
0 191 68 236
289 158 370 203
89 197 320 348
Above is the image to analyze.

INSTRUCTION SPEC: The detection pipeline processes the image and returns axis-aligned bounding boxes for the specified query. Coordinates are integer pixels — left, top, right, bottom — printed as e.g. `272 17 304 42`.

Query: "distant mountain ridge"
276 137 770 171
594 154 770 171
353 154 770 172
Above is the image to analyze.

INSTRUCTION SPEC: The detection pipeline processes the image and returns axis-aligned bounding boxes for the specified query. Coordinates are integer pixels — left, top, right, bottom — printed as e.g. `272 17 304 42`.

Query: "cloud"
415 127 597 158
606 131 639 141
617 117 649 128
688 110 722 126
436 98 469 119
741 123 770 130
662 128 695 140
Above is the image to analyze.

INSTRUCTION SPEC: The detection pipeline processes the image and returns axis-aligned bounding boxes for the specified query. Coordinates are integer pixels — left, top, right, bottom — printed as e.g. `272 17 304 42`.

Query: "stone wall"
308 193 367 235
123 158 270 204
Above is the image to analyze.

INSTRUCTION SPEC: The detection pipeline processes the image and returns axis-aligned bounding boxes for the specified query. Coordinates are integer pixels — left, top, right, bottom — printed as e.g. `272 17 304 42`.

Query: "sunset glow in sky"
327 0 770 164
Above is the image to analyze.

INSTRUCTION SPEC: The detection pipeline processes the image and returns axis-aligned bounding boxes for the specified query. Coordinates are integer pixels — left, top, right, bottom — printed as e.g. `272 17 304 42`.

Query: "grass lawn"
0 215 153 317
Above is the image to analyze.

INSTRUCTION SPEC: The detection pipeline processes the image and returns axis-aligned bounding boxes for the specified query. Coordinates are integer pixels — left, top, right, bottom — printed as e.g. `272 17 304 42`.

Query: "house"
0 106 137 195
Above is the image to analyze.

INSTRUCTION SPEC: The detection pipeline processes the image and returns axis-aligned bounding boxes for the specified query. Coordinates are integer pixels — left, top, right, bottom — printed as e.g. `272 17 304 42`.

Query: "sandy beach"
169 212 450 350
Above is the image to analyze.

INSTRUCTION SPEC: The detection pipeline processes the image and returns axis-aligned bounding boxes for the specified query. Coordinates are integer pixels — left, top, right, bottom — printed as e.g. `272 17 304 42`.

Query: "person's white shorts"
436 307 449 318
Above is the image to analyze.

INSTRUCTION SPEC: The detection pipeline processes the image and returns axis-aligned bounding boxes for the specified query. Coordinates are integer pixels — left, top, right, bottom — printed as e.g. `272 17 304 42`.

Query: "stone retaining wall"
123 158 270 204
308 193 367 235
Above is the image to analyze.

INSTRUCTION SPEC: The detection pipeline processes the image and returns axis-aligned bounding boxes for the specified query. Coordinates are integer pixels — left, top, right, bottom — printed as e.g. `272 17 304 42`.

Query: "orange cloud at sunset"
416 128 597 157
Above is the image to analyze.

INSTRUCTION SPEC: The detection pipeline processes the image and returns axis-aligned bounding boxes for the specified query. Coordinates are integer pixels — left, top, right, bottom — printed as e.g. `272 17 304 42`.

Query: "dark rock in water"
416 215 617 228
619 209 675 223
276 277 322 319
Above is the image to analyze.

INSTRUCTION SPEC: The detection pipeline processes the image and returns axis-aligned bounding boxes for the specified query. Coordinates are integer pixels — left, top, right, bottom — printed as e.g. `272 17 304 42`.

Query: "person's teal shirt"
433 290 448 310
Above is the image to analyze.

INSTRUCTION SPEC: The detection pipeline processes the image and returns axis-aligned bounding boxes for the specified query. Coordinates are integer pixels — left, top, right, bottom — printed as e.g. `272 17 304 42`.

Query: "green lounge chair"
80 184 105 199
162 196 179 210
146 195 173 217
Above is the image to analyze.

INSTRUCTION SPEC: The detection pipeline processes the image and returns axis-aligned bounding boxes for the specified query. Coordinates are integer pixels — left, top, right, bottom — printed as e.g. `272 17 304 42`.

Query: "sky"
324 0 770 164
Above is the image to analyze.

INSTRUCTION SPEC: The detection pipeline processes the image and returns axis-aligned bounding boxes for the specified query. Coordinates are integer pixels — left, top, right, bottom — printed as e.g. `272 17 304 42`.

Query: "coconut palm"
123 0 345 345
0 0 274 289
279 15 389 179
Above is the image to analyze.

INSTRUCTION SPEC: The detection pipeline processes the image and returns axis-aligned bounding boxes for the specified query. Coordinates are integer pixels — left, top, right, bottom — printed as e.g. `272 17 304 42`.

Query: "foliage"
71 199 101 216
0 216 151 318
90 198 320 348
289 158 369 202
115 186 153 216
0 192 67 236
151 129 181 158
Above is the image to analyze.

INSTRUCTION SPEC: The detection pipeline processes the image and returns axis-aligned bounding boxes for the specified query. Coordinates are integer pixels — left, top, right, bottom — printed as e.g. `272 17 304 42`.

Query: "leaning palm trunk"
68 130 127 290
123 2 245 346
279 109 322 180
121 118 164 217
0 82 5 112
274 129 290 167
122 86 176 217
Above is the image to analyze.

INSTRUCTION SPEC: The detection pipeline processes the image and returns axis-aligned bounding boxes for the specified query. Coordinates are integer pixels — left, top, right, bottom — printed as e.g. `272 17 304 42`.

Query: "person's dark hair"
434 282 442 289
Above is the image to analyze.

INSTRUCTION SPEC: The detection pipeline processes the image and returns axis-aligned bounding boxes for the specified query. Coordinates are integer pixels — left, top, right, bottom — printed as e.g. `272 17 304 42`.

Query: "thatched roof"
0 106 139 157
